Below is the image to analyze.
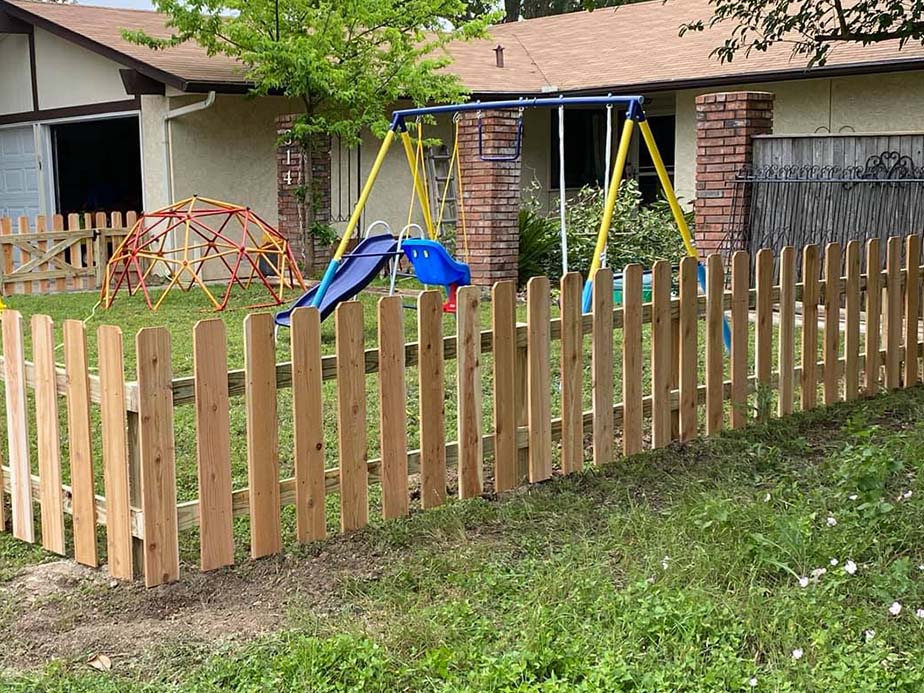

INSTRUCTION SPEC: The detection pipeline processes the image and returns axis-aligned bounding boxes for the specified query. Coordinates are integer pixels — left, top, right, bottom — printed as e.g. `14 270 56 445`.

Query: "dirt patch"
0 535 390 673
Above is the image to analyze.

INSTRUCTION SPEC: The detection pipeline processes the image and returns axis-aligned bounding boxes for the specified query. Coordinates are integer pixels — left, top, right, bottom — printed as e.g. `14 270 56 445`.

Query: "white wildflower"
848 494 858 501
903 490 913 500
749 677 758 688
845 560 858 575
889 602 903 616
864 629 876 642
661 556 670 570
830 558 839 567
791 648 804 660
811 568 827 579
826 516 837 527
798 576 810 588
764 493 771 502
916 609 924 619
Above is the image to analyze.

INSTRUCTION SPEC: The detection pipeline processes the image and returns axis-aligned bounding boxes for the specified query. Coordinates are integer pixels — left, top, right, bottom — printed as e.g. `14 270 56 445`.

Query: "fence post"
778 247 796 415
651 261 672 448
592 268 614 465
457 286 483 497
705 254 725 434
2 310 33 542
885 237 902 390
622 265 643 456
492 281 518 491
730 251 750 428
823 243 842 405
560 272 583 474
801 245 819 411
904 234 920 388
865 239 881 395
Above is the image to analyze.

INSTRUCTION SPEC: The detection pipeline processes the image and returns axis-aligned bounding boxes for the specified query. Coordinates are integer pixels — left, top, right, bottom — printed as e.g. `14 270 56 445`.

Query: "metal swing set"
277 95 724 334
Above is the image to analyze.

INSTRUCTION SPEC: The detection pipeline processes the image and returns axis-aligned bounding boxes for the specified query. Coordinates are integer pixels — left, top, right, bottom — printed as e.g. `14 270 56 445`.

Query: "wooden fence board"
136 327 178 586
291 307 326 541
844 241 861 400
678 258 698 439
778 247 796 415
705 255 725 434
905 234 920 388
527 276 552 481
865 239 882 395
32 315 65 554
730 252 749 428
592 269 614 464
2 310 32 540
801 245 819 410
756 248 774 388
492 281 518 490
244 313 281 556
885 236 902 390
194 319 234 571
622 265 643 456
379 296 409 516
418 291 446 508
824 243 842 405
457 286 483 497
560 272 583 473
651 261 672 448
98 325 133 580
64 320 97 566
336 302 368 531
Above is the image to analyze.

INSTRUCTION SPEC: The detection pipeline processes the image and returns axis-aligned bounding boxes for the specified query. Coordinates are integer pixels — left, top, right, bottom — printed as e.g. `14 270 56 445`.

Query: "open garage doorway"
51 116 142 216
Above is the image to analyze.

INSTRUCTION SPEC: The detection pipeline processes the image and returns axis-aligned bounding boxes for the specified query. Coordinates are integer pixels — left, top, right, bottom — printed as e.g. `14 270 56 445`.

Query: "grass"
0 278 823 573
4 384 924 689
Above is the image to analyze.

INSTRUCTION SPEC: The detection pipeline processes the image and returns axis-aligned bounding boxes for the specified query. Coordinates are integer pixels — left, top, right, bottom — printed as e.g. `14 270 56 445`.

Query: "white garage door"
0 126 40 219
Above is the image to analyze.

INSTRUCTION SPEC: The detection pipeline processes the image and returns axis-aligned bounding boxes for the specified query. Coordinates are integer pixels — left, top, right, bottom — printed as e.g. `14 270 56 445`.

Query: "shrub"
518 179 690 285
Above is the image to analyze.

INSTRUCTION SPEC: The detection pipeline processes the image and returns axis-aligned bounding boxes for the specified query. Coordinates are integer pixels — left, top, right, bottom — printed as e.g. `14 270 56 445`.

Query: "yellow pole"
400 130 437 240
637 119 698 260
587 117 635 282
333 129 396 261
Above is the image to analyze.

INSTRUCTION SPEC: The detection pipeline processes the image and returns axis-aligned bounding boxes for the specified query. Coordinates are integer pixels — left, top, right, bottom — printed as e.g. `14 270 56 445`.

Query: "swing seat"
402 239 471 313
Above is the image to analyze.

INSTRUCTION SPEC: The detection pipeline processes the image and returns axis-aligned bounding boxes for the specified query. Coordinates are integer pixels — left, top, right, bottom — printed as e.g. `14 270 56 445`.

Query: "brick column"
276 114 331 274
694 92 773 257
457 111 521 285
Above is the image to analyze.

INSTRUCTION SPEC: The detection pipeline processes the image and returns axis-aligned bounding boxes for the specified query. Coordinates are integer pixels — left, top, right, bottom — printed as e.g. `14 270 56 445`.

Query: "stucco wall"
156 94 300 225
0 35 32 116
674 70 924 204
33 28 127 110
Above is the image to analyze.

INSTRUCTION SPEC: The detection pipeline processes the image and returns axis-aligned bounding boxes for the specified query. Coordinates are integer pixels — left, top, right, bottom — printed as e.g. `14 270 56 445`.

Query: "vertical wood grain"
3 311 33 542
527 276 552 481
865 239 881 395
904 234 920 388
336 302 368 531
730 252 750 428
823 243 842 405
778 247 796 415
844 241 861 401
291 307 326 541
705 254 725 434
885 236 902 390
194 319 234 571
560 272 583 473
492 281 518 491
622 264 643 456
32 314 63 552
457 286 483 498
244 313 281 557
801 245 819 411
592 269 614 465
418 290 446 508
651 261 672 448
378 296 409 517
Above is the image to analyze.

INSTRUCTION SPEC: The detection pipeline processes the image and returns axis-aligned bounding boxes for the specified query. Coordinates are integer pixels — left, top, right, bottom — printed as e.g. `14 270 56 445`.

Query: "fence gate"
723 133 924 268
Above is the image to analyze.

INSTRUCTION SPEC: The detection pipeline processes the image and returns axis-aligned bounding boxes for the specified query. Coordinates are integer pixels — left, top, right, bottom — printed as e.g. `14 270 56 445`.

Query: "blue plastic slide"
275 234 398 326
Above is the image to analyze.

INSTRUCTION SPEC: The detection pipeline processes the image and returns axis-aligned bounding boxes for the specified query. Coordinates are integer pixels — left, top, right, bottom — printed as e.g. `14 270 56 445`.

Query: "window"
550 109 612 190
636 115 675 205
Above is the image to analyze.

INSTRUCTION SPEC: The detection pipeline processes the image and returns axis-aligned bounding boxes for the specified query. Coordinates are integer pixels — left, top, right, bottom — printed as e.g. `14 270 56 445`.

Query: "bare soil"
0 535 389 672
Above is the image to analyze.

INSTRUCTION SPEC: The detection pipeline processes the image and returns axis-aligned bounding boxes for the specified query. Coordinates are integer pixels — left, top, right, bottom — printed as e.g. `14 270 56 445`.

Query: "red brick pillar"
276 114 331 274
457 111 521 285
694 92 773 256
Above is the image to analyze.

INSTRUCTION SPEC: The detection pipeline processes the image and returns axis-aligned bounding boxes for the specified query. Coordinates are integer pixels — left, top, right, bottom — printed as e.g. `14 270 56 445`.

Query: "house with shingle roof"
1 0 923 257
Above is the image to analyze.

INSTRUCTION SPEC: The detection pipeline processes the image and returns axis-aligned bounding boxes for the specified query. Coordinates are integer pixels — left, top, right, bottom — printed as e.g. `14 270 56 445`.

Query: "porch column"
275 114 332 274
694 91 774 256
457 111 521 286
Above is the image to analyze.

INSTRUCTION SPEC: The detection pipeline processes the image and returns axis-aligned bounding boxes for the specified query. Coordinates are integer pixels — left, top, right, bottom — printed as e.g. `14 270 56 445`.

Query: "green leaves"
128 0 493 147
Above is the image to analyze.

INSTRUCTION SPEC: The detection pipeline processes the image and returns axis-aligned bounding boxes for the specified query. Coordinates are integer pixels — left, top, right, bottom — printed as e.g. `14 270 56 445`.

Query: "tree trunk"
504 0 519 22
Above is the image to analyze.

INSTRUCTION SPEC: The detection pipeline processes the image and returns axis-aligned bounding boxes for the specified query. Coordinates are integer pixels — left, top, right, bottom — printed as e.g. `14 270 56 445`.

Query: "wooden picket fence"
0 235 922 587
0 212 136 295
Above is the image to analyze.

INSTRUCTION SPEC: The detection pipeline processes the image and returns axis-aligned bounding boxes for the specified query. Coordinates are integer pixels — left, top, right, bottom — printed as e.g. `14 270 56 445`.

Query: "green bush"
518 179 690 285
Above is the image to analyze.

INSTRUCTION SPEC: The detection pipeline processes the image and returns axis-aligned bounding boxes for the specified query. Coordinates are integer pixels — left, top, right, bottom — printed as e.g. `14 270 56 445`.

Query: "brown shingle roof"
4 0 924 95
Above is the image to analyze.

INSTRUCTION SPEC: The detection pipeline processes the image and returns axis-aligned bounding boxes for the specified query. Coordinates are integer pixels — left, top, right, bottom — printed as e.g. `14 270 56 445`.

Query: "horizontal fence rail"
1 235 924 586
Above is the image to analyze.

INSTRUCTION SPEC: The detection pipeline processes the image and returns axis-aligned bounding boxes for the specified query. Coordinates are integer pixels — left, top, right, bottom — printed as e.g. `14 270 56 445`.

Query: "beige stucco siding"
142 93 299 225
674 70 924 204
33 28 127 110
0 35 33 116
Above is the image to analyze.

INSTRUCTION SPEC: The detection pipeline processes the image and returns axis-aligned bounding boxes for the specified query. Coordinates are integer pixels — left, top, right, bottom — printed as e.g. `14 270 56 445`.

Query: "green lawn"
0 279 820 573
3 385 924 690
